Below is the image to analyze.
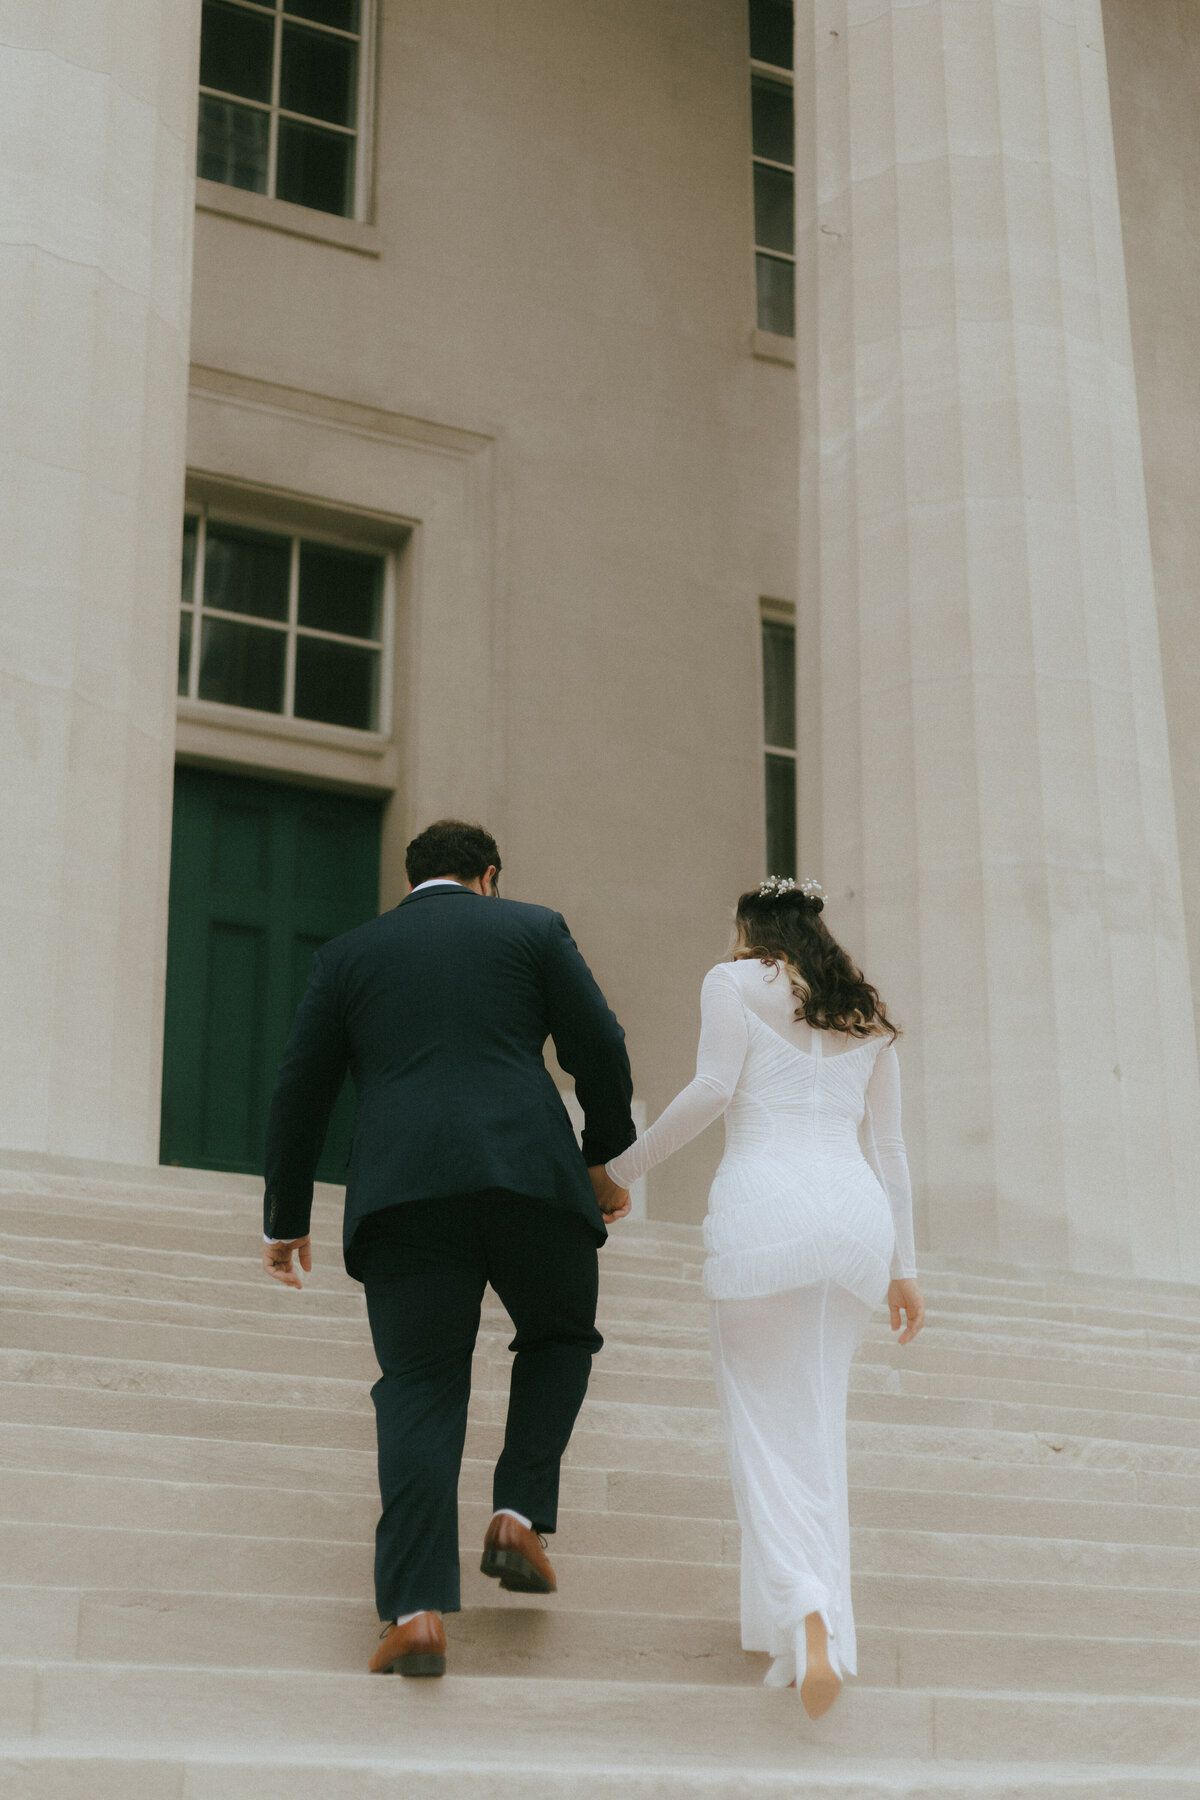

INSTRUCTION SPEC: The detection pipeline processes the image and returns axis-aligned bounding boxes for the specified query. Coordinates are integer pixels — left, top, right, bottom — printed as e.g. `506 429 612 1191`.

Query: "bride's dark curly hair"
733 886 899 1041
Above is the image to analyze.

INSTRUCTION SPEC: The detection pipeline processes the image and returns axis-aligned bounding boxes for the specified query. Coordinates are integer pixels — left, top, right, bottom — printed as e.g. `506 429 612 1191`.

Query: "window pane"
181 516 198 603
285 0 360 29
199 618 287 713
765 754 797 881
756 252 795 336
203 523 291 622
281 21 357 125
294 637 379 730
298 543 382 638
276 116 355 215
762 619 796 749
752 76 793 168
749 0 793 70
178 611 193 696
199 0 274 101
754 162 794 255
197 96 269 193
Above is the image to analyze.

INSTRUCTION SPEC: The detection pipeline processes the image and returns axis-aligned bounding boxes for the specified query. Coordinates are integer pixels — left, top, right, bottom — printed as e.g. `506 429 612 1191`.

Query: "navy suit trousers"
355 1193 603 1620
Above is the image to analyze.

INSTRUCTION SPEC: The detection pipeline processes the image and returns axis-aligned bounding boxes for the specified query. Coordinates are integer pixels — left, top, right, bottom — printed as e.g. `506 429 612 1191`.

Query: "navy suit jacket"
263 884 636 1271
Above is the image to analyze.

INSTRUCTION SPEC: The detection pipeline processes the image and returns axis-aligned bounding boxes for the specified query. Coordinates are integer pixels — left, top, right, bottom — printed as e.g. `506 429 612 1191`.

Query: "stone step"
12 1500 1200 1599
5 1461 1192 1551
0 1472 735 1562
9 1343 1200 1463
11 1376 1200 1490
7 1265 1200 1367
7 1305 1200 1425
7 1166 1200 1306
0 1521 740 1618
8 1279 1200 1394
3 1520 1196 1636
0 1208 707 1287
13 1282 1200 1401
2 1662 1197 1767
5 1403 1198 1525
4 1156 1200 1790
3 1160 1197 1310
0 1234 704 1309
4 1580 1198 1698
0 1319 1157 1421
15 1422 1200 1535
0 1317 723 1409
6 1751 1199 1800
9 1234 1200 1350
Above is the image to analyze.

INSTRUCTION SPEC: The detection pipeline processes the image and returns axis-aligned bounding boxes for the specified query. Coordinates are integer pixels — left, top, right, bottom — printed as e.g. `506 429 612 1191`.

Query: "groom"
260 819 635 1677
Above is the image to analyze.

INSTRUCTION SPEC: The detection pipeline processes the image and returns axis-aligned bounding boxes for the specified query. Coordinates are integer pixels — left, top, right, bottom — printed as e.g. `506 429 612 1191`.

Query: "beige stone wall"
0 2 200 1162
1104 0 1200 1047
186 0 786 1221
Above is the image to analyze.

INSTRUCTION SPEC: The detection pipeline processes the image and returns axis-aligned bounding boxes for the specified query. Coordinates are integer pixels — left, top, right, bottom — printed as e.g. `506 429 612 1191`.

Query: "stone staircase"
0 1152 1198 1797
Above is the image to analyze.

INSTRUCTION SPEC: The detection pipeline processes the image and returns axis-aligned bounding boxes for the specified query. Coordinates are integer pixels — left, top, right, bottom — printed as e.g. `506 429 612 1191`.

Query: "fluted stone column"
795 0 1200 1280
0 5 200 1162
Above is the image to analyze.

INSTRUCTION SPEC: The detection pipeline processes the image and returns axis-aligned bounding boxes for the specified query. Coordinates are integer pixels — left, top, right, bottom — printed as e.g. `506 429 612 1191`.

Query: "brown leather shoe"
480 1513 557 1594
369 1611 446 1677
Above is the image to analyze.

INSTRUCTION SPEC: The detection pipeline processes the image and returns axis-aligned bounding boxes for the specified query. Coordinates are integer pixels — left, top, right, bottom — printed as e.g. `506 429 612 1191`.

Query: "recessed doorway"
160 765 383 1180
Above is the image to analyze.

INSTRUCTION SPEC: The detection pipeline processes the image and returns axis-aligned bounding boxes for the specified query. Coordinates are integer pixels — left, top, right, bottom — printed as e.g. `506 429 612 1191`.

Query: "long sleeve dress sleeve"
606 965 748 1188
861 1042 918 1279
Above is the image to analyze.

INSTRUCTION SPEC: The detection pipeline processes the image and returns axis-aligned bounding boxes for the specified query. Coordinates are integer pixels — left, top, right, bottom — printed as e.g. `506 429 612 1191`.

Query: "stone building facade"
3 0 1199 1278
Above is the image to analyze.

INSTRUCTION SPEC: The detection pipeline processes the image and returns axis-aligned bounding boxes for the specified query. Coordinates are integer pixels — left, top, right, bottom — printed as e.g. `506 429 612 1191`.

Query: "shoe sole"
479 1545 556 1594
376 1652 446 1677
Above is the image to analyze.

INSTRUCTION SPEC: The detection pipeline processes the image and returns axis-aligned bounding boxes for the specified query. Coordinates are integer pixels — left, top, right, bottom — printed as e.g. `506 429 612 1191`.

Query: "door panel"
161 765 382 1181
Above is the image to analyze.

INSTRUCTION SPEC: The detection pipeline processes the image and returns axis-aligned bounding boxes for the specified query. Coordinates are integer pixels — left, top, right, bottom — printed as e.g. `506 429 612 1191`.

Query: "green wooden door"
160 766 382 1181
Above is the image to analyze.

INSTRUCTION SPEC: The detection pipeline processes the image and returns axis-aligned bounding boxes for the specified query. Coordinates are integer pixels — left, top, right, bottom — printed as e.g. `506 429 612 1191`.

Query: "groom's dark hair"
406 819 502 888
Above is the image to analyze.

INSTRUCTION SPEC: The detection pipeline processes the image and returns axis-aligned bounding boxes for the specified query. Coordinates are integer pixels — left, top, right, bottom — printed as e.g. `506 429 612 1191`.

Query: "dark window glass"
752 76 793 167
281 20 357 123
285 0 360 29
276 116 354 215
197 97 269 193
749 0 793 70
178 610 193 696
754 163 794 255
181 516 198 602
203 523 291 622
765 754 797 881
199 0 274 101
294 637 379 729
762 619 796 749
756 252 795 335
199 618 287 713
298 543 382 639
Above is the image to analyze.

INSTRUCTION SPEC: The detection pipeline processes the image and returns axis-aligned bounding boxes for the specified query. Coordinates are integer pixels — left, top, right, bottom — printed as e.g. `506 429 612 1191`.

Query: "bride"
605 876 925 1719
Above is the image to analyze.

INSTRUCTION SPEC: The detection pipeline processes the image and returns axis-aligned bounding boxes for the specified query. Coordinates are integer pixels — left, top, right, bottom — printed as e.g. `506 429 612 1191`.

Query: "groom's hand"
589 1165 631 1222
262 1236 312 1290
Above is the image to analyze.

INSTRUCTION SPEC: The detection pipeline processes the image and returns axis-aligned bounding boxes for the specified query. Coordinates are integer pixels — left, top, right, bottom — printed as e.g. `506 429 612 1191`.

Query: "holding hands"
589 1165 632 1222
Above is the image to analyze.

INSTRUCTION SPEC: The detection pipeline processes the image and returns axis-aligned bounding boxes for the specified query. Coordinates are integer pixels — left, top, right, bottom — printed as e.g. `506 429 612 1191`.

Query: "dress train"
710 1279 871 1685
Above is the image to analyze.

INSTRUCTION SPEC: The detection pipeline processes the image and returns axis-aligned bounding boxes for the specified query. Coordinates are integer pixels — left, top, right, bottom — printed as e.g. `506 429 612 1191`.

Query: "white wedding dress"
606 957 917 1687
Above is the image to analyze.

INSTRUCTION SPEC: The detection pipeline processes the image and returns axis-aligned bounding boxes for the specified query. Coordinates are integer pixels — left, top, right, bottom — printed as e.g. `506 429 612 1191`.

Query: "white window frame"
750 35 796 338
197 0 376 223
180 505 395 739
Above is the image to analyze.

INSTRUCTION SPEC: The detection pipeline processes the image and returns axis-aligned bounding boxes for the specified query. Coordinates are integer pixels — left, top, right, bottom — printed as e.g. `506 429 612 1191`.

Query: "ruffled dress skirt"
702 1151 895 1686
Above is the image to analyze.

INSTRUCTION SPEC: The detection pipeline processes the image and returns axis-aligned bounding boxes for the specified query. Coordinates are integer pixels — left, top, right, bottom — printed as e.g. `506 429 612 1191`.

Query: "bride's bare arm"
605 966 748 1188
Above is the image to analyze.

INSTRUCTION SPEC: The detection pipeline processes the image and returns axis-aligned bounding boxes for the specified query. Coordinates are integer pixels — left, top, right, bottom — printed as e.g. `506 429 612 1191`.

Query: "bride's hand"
888 1279 924 1345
